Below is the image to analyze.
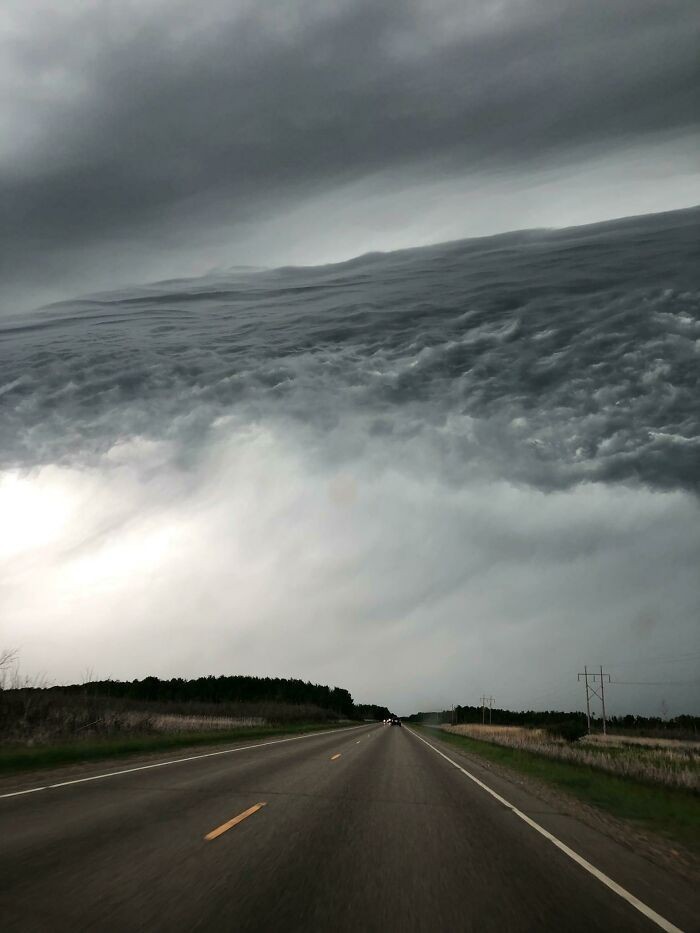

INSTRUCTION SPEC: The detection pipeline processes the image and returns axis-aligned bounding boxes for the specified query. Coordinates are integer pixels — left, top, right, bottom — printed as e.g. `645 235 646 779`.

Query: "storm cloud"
1 2 698 715
1 208 699 713
2 207 699 492
1 0 699 311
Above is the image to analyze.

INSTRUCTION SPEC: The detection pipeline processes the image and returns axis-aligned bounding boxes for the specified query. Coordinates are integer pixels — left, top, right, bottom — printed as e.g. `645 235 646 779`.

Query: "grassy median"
0 721 356 775
421 726 700 855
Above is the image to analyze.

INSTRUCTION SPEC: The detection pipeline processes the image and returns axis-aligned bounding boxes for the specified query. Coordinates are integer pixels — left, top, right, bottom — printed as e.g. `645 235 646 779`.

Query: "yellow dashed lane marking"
331 753 341 760
204 803 266 841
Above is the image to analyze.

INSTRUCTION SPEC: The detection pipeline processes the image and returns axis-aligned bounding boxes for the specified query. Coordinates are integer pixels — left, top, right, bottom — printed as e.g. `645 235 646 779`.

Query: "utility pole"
480 695 495 725
578 666 592 733
578 666 611 734
599 665 608 735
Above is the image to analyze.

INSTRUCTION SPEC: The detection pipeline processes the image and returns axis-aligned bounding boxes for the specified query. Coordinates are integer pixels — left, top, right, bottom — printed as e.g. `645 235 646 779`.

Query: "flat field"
442 723 698 791
434 724 699 855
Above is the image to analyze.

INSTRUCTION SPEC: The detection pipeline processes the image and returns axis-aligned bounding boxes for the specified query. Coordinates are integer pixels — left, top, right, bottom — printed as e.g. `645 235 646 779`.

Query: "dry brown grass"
583 733 699 751
0 690 337 746
148 713 265 732
442 724 699 792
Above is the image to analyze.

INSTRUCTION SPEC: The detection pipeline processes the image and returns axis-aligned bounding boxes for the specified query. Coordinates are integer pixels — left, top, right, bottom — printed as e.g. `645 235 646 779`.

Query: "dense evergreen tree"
51 675 358 718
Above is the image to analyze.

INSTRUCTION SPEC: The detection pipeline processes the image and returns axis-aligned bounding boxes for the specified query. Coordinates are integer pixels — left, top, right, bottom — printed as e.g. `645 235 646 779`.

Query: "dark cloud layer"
2 207 698 495
1 0 698 307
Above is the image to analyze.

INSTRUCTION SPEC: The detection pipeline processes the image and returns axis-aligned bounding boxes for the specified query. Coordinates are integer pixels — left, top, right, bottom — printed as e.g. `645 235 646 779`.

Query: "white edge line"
0 723 370 800
406 727 683 933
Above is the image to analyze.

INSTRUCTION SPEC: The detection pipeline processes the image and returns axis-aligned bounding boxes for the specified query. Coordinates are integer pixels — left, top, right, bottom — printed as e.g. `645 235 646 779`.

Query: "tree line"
47 675 391 721
406 705 699 733
355 703 394 721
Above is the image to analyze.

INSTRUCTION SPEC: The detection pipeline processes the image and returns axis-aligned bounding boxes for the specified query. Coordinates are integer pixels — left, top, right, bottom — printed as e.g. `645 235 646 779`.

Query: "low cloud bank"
2 426 698 714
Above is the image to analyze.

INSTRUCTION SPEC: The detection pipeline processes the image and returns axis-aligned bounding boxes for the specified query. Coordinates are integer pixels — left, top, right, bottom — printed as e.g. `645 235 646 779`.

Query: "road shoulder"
411 726 699 933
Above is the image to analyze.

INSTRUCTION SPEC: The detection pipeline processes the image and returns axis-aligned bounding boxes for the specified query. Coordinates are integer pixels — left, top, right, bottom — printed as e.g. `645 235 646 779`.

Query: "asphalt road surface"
0 723 697 932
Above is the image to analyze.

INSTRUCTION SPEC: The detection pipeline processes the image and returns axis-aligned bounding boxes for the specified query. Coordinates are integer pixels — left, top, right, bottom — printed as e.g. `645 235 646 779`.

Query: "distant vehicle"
390 718 402 726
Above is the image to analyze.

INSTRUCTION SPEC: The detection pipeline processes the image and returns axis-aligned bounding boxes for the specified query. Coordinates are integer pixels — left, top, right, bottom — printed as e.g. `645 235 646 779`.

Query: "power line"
519 674 578 708
605 651 700 667
611 680 699 686
516 655 699 710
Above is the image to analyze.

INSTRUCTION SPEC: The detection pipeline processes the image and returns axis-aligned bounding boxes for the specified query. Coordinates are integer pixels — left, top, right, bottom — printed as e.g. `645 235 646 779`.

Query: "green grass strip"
421 727 700 855
0 722 356 775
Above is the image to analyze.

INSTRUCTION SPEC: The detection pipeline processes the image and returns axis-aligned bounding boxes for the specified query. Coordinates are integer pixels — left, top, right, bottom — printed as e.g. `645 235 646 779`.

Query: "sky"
1 1 699 717
1 0 699 313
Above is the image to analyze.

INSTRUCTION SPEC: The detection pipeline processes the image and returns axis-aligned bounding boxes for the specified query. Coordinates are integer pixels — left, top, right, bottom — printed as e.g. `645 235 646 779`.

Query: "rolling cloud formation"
1 209 699 713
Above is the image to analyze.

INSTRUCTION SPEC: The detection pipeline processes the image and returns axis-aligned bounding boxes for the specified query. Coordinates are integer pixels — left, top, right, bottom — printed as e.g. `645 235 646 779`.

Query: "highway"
0 723 696 932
